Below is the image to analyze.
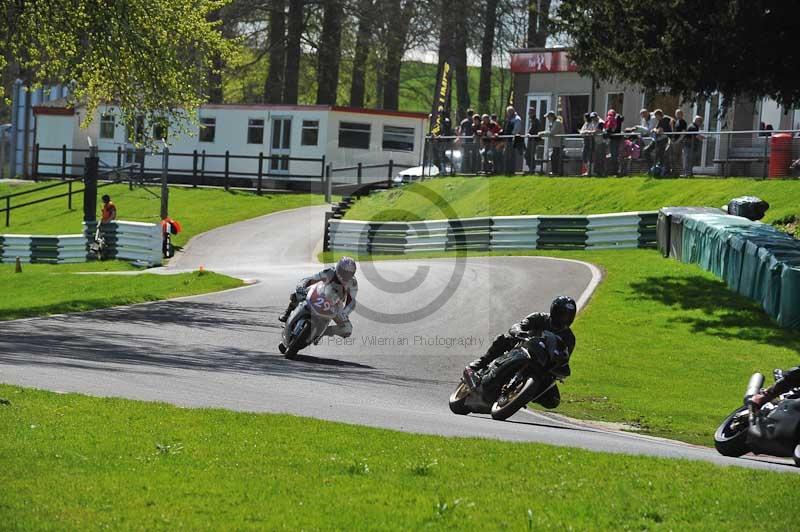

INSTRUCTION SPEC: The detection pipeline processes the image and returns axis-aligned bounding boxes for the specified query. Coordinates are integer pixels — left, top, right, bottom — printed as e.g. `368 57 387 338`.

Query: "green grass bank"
0 384 795 530
0 181 327 247
344 176 800 236
0 261 242 321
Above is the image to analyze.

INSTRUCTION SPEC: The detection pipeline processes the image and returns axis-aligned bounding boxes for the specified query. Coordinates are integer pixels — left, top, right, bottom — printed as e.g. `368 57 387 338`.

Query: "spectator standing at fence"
626 108 657 165
579 113 594 175
458 108 476 173
477 114 501 174
540 111 564 176
683 115 705 177
670 109 687 177
526 108 541 174
640 109 671 174
101 194 117 224
504 106 524 174
591 112 607 176
605 109 623 177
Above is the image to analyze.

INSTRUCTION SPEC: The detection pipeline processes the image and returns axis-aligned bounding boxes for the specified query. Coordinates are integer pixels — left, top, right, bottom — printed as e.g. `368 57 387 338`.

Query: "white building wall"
34 114 74 175
38 103 427 182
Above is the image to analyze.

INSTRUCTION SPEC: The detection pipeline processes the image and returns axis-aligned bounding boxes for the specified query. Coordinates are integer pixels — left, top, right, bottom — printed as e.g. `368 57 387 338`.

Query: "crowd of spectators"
431 104 708 177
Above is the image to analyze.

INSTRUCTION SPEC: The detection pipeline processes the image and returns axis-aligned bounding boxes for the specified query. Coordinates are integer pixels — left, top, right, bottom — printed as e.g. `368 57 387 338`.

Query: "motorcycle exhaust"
744 372 764 402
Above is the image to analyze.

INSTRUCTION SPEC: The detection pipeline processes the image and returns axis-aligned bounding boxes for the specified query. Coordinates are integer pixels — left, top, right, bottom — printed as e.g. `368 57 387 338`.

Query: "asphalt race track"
1 205 795 472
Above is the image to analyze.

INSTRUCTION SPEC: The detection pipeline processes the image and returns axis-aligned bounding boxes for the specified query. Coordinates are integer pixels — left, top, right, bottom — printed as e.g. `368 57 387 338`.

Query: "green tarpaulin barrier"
672 212 800 328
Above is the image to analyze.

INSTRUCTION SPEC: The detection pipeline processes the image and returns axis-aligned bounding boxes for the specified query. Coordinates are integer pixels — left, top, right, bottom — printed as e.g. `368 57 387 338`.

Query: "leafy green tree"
555 0 800 107
3 0 236 141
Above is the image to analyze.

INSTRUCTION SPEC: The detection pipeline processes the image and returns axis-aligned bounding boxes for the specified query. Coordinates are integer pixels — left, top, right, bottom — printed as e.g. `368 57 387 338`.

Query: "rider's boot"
278 295 298 323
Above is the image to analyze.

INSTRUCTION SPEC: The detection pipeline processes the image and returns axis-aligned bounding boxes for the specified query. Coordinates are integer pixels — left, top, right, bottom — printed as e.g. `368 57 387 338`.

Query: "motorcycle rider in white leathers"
279 256 358 338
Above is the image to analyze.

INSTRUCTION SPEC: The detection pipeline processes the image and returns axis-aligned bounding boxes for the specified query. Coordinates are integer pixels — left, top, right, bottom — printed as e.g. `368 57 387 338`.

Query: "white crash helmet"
335 256 357 284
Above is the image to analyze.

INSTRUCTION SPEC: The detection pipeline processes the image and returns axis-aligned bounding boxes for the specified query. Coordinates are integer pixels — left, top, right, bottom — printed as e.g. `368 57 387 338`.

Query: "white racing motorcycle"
279 280 344 359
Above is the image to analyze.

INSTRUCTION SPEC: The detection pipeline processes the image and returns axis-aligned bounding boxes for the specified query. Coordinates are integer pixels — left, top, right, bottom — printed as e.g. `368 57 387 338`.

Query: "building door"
692 93 721 172
270 117 292 174
525 94 550 134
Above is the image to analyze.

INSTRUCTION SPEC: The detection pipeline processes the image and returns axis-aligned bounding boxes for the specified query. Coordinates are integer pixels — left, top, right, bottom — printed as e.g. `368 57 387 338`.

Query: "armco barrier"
328 211 658 255
662 211 800 328
1 220 162 266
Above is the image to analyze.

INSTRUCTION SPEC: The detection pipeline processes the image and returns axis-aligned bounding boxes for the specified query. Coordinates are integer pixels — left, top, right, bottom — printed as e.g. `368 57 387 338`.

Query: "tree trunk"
526 0 551 48
284 0 304 104
478 0 499 112
382 0 413 111
349 0 374 108
316 0 345 105
206 9 224 103
452 2 469 120
263 0 286 103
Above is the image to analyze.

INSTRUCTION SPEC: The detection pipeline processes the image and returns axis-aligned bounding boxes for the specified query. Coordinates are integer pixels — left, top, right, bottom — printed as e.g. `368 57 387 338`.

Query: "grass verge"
0 181 327 247
0 384 796 530
344 176 800 228
0 261 242 320
321 249 800 446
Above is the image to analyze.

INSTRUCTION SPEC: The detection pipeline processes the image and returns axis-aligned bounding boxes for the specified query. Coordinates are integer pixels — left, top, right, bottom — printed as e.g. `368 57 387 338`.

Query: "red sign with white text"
510 51 578 74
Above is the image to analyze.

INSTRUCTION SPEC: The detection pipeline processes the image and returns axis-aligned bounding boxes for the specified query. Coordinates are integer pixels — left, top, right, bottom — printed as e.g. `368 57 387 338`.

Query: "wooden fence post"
257 152 264 195
33 143 40 181
160 147 169 219
387 159 394 188
192 150 199 188
325 164 332 203
61 144 67 180
224 150 230 191
357 162 362 185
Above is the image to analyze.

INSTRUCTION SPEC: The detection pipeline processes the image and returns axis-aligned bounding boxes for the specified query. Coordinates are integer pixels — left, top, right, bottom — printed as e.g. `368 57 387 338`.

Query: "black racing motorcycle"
449 331 570 421
714 370 800 466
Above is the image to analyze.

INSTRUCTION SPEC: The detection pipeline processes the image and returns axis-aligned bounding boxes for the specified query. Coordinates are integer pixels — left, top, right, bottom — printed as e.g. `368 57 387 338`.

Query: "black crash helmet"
550 296 577 331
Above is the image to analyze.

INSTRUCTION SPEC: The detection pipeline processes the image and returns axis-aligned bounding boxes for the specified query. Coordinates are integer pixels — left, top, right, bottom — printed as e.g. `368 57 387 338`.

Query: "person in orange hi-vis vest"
100 194 117 224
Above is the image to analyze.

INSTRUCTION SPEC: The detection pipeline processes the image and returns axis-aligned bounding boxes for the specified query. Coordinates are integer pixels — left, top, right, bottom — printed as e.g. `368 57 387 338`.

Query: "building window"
125 115 145 144
153 120 168 142
301 120 319 146
199 117 216 143
247 118 265 144
606 92 624 114
559 95 590 134
338 122 371 149
382 125 415 152
100 114 115 139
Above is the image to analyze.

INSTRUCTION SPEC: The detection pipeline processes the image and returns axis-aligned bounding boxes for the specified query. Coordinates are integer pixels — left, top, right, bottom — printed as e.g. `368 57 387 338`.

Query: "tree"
526 0 551 48
555 0 800 108
478 0 499 112
349 0 376 108
284 0 305 104
264 0 287 103
382 0 415 111
316 0 345 105
3 0 235 140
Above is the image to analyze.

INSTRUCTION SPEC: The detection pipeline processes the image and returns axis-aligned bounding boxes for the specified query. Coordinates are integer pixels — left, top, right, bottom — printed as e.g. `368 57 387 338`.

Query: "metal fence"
423 129 800 179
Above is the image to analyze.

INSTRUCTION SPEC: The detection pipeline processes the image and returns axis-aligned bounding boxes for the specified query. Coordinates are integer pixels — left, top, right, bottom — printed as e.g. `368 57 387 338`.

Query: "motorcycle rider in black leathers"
463 296 577 409
750 367 800 408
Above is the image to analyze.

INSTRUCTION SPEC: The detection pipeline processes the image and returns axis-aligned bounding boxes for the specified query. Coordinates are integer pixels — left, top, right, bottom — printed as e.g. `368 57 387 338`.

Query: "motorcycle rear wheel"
448 382 472 415
491 376 538 421
713 406 750 457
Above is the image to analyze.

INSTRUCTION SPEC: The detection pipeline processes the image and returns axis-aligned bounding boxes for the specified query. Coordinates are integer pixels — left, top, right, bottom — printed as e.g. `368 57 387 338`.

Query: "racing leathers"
280 267 358 338
467 312 576 409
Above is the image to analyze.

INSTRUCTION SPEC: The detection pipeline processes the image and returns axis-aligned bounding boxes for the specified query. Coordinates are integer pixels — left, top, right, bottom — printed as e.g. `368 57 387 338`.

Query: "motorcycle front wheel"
713 406 750 457
448 382 472 415
491 376 538 421
285 321 311 359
